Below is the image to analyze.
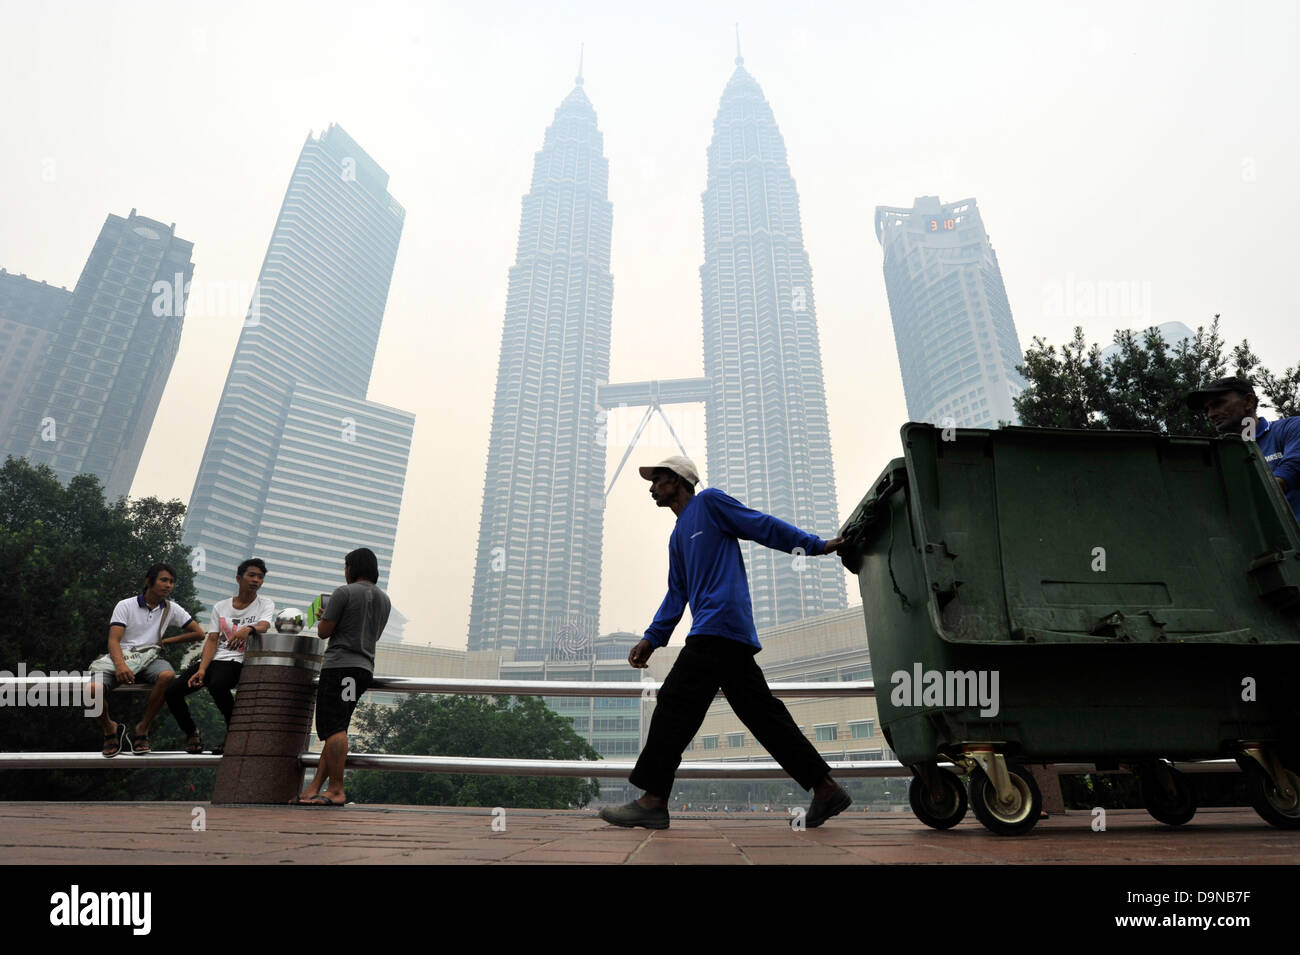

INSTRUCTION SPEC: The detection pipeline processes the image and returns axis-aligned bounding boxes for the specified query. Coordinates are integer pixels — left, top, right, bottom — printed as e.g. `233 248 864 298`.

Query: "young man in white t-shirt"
89 563 205 756
165 558 275 754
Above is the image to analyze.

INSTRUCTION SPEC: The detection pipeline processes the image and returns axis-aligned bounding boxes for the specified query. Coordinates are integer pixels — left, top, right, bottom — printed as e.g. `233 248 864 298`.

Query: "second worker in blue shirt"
599 455 852 830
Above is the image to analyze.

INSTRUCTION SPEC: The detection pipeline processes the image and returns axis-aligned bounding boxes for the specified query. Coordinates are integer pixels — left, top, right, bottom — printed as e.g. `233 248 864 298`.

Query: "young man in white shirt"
88 563 205 756
165 558 275 754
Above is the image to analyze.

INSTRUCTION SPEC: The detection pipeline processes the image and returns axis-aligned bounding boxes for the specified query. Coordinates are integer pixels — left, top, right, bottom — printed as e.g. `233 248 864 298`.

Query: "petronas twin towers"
468 54 845 652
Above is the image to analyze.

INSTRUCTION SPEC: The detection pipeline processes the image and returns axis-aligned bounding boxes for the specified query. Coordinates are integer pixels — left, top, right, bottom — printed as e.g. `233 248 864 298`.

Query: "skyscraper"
183 125 412 614
875 196 1026 428
698 53 846 629
3 211 194 500
467 74 613 652
0 270 71 452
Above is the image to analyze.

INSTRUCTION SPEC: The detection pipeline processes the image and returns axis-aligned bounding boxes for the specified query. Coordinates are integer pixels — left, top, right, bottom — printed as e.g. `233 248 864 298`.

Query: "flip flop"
102 724 127 758
131 730 151 755
295 795 344 807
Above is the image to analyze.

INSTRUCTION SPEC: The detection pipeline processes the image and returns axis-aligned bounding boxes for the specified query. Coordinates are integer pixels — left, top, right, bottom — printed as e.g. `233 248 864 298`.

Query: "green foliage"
1014 317 1300 432
346 695 603 808
0 456 208 799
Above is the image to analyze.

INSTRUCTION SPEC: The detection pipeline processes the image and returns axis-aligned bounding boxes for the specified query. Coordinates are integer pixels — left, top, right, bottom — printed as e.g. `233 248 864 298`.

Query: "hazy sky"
3 1 1297 648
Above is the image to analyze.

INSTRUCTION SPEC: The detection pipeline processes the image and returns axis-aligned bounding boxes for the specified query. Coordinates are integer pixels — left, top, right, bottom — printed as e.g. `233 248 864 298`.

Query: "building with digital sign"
875 196 1026 429
183 125 412 614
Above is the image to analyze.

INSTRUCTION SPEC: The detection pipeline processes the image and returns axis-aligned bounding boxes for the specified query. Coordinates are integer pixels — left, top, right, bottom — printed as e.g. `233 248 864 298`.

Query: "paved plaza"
1 803 1296 865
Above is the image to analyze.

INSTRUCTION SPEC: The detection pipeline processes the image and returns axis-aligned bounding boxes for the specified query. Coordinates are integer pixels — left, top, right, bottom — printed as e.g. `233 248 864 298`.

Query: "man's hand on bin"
629 639 655 669
229 625 254 651
822 536 845 555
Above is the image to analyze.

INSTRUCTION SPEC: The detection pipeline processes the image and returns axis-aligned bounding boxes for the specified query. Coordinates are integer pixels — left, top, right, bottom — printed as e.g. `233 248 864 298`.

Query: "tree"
0 457 211 799
346 695 603 808
1014 320 1298 816
1014 317 1299 433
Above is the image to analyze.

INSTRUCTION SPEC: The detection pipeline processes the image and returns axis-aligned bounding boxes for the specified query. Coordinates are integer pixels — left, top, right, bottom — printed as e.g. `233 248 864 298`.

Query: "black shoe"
804 786 852 828
598 801 670 830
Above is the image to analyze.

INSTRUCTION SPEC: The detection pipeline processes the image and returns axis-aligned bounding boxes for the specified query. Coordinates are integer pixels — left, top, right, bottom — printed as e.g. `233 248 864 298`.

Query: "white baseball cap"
639 455 700 487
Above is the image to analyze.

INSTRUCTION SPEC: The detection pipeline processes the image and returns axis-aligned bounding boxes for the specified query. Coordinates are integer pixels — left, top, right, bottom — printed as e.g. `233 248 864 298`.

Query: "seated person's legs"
164 663 203 743
89 674 126 756
131 659 176 753
204 660 243 728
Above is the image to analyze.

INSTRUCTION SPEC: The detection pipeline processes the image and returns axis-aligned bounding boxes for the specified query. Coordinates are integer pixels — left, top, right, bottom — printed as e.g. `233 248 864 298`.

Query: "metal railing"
365 675 875 698
0 674 1244 780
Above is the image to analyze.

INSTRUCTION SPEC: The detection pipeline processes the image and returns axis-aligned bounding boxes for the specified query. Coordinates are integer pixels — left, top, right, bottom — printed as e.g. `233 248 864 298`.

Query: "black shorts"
315 667 372 741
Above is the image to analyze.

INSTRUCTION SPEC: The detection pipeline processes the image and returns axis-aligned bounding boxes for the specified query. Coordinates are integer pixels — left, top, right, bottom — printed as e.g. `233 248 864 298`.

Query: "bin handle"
885 502 912 611
873 471 905 503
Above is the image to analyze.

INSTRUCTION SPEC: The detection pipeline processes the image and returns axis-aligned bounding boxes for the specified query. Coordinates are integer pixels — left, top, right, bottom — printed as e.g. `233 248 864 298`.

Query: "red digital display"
927 217 956 232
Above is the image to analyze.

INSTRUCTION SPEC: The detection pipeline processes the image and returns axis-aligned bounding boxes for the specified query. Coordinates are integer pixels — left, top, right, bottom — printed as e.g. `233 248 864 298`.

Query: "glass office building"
0 271 71 455
4 212 194 500
183 125 412 614
875 196 1026 429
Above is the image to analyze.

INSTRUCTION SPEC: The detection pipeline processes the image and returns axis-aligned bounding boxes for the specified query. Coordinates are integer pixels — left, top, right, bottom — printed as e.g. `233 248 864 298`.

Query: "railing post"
1031 764 1067 815
211 632 322 804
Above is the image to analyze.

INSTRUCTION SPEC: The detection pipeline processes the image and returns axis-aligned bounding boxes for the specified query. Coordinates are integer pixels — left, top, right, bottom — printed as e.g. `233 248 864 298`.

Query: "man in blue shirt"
599 456 851 830
1186 376 1300 522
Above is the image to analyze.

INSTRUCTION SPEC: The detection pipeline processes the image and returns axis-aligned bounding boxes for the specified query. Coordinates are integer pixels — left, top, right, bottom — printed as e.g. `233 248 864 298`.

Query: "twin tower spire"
467 54 846 653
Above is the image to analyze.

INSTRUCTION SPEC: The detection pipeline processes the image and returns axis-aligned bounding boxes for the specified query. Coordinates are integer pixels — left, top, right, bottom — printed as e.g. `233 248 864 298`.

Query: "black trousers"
165 660 242 735
630 635 831 797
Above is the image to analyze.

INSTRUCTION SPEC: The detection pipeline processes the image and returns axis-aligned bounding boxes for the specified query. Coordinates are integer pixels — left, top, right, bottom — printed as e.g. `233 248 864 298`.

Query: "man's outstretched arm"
706 489 840 555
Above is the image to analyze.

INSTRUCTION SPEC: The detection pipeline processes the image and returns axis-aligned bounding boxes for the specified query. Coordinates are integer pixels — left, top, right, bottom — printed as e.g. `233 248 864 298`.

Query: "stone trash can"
211 632 323 804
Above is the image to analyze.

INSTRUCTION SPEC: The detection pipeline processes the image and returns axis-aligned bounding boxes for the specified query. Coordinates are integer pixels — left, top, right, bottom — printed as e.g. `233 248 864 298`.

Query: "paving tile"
1 802 1297 865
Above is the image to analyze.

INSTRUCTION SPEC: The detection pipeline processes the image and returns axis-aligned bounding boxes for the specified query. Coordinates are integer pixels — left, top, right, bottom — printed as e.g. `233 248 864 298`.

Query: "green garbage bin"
841 423 1300 834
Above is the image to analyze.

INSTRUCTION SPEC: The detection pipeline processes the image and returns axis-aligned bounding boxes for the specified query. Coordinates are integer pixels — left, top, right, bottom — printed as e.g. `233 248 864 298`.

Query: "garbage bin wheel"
1139 764 1197 827
1242 760 1300 830
969 764 1042 836
908 771 967 830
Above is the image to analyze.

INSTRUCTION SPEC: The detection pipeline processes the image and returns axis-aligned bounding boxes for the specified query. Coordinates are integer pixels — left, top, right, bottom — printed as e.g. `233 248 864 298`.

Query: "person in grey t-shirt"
294 548 391 806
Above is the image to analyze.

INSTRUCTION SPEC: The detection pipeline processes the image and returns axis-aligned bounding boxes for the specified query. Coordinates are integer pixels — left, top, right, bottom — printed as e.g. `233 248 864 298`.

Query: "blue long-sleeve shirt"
643 488 829 651
1258 415 1300 521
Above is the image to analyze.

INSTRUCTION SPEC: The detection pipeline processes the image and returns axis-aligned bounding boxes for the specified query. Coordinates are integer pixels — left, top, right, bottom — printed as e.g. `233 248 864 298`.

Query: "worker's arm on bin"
706 488 830 556
1270 417 1300 494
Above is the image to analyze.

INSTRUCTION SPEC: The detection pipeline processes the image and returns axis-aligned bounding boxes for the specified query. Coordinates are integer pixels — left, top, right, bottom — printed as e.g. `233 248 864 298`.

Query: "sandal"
102 723 127 758
131 729 151 755
185 731 203 755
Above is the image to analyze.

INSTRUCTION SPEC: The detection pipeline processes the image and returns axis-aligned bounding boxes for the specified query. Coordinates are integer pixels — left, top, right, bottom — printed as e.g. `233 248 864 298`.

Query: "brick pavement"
0 803 1295 865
